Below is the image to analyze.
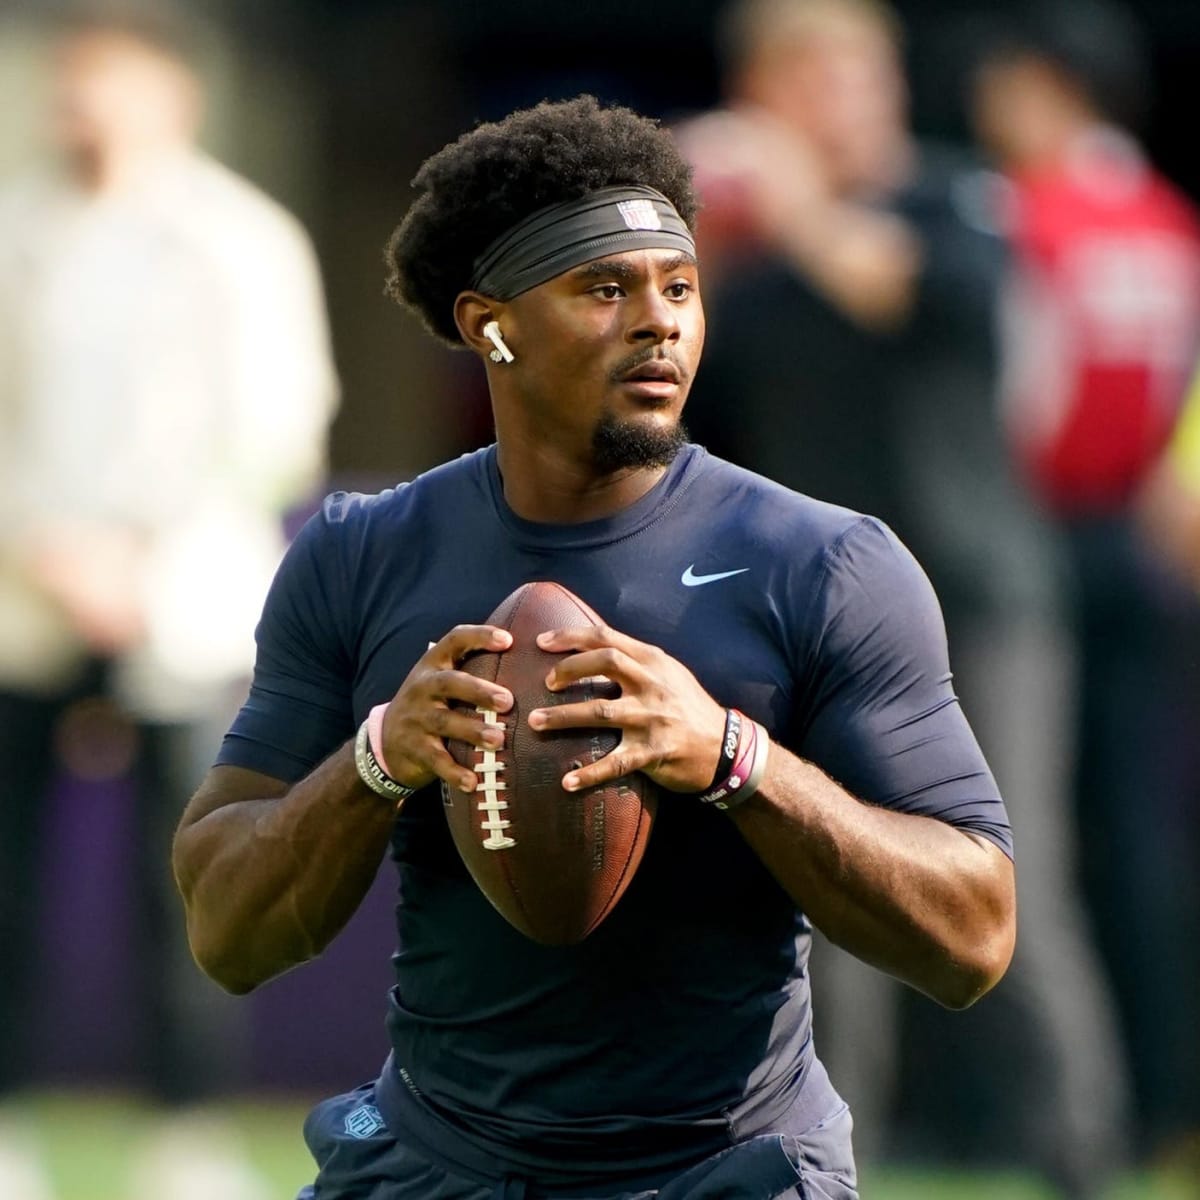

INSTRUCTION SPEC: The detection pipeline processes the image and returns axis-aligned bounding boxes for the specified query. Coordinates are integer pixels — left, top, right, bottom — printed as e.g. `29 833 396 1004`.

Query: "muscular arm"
678 107 920 329
776 202 922 331
534 521 1016 1010
174 623 514 994
533 626 1014 1010
172 749 395 995
728 748 1015 1009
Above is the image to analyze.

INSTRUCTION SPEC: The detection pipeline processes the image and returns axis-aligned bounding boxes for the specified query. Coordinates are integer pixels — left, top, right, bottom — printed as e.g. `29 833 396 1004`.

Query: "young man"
173 96 1015 1200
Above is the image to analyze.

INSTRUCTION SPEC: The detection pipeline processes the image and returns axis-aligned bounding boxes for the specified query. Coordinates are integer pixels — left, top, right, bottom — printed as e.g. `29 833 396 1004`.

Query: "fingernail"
528 710 545 729
536 631 553 646
493 630 512 647
562 774 579 791
460 776 475 794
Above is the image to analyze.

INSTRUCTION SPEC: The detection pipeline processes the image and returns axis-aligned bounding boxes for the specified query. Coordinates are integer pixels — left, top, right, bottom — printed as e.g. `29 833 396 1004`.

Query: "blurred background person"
0 1 337 1195
970 0 1200 1163
679 0 1131 1194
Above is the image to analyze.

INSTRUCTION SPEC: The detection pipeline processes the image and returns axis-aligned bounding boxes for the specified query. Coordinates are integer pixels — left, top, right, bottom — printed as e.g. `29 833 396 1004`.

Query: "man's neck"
495 435 668 525
67 139 185 196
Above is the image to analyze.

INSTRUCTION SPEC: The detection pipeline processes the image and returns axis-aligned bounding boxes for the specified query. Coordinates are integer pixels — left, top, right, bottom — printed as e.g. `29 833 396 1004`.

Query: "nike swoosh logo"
681 565 750 587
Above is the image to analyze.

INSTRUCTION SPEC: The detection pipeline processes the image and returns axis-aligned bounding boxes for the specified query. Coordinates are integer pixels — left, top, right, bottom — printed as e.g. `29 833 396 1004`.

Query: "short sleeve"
797 518 1013 857
216 499 355 782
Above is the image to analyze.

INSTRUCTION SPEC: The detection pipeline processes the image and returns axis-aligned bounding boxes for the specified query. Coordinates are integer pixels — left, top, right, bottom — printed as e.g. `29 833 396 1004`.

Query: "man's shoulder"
315 449 491 534
184 152 303 225
165 152 320 265
688 453 934 647
693 450 870 545
685 450 896 598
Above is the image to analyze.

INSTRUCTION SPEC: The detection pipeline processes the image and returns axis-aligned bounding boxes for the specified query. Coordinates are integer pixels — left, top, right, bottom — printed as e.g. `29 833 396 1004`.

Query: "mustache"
609 347 689 385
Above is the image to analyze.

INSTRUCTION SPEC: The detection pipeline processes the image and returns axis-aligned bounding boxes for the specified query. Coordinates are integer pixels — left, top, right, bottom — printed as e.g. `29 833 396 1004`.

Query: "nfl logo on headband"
616 198 662 232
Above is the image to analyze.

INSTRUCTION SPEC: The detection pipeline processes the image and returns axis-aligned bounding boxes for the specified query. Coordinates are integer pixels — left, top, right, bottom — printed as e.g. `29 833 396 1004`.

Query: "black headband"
468 185 696 301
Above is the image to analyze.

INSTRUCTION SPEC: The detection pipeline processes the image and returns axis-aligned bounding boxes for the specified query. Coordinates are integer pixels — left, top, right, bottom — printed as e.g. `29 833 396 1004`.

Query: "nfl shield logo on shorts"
344 1103 385 1140
616 198 661 231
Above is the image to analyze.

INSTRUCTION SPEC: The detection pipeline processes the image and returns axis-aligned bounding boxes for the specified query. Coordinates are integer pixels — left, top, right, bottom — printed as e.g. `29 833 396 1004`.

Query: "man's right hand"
379 624 514 795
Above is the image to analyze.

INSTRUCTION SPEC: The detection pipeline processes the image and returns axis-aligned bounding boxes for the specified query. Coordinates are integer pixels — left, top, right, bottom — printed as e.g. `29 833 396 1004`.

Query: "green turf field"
5 1092 1196 1200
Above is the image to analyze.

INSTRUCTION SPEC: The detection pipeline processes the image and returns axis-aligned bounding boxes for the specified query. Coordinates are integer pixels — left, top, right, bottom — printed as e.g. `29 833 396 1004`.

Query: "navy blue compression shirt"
218 443 1011 1183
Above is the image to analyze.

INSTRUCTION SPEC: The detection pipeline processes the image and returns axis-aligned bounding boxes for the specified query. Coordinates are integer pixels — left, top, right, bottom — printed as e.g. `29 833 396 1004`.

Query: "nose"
626 289 681 346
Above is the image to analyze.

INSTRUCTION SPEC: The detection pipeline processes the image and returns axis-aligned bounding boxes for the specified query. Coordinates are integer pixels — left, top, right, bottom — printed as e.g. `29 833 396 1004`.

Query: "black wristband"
709 708 742 789
354 720 415 806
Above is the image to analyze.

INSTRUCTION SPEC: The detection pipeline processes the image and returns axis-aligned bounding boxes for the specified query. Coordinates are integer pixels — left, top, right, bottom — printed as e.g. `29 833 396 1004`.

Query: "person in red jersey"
972 0 1200 1157
975 46 1200 511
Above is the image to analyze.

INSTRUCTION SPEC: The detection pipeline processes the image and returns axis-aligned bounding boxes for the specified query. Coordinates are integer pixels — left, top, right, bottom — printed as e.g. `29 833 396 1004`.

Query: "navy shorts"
296 1082 858 1200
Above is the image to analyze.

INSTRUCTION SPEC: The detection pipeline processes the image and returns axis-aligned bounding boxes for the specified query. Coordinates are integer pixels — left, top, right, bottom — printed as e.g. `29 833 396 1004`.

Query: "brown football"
443 581 657 945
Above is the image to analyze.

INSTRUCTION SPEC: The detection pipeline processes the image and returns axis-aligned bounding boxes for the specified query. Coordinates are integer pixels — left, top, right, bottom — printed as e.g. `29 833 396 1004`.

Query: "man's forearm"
778 202 922 330
173 744 397 994
729 743 1015 1009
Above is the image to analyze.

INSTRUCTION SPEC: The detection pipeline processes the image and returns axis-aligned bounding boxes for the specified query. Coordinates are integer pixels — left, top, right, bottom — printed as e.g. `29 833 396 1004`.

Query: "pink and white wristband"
696 709 770 812
354 702 415 806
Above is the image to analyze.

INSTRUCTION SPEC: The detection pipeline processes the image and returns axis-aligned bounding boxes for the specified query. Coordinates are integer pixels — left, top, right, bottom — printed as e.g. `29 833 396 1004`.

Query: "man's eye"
592 284 624 300
666 282 692 299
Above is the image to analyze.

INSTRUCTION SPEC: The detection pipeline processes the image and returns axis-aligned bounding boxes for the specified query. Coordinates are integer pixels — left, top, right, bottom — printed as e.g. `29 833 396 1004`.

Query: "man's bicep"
797 518 1013 856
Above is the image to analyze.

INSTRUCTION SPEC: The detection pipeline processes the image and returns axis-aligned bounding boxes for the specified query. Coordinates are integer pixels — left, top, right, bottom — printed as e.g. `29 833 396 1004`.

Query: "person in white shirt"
0 0 337 1161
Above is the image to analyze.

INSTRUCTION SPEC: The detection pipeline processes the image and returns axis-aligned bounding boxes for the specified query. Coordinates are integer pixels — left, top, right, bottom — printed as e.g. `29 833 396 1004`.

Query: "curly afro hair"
385 95 700 346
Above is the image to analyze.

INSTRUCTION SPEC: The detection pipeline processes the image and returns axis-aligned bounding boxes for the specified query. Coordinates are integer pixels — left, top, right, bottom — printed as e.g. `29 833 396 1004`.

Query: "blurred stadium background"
1 0 1199 1197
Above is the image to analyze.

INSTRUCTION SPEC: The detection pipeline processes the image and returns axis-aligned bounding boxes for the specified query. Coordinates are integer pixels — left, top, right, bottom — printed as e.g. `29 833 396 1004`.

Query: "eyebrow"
572 251 698 282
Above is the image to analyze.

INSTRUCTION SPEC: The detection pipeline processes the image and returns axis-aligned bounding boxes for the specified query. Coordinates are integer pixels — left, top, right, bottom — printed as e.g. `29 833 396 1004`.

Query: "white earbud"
483 320 515 364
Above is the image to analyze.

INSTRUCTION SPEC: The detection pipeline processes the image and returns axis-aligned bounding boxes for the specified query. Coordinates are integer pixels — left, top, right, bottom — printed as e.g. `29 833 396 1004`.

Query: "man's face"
971 56 1067 171
498 247 705 471
49 30 196 161
751 18 908 193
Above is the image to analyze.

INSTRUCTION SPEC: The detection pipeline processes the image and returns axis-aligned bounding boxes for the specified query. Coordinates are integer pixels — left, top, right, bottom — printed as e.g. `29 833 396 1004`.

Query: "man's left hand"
530 623 726 794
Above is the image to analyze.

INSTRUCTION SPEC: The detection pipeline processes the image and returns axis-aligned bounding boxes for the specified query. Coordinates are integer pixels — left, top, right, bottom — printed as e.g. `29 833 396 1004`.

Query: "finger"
428 707 508 749
423 668 513 713
433 623 513 665
418 741 480 795
386 719 501 793
384 734 477 796
545 647 644 692
535 621 644 657
528 696 634 733
559 740 649 793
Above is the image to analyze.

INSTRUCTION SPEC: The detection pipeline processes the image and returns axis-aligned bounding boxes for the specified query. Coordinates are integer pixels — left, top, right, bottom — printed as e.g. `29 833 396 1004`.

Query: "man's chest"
347 543 798 736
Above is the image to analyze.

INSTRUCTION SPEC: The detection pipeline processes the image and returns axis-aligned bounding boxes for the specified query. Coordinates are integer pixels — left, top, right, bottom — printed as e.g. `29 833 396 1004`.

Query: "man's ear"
455 292 511 361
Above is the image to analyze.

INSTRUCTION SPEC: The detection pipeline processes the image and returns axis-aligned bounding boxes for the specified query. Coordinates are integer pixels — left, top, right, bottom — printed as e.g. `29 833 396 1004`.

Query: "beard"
590 410 689 473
